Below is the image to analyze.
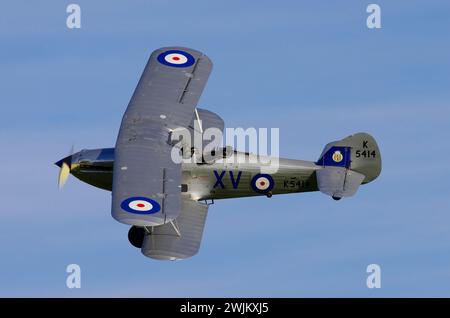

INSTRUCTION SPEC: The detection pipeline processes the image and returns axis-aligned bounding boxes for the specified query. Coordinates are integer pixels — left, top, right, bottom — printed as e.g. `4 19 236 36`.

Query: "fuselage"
61 148 321 201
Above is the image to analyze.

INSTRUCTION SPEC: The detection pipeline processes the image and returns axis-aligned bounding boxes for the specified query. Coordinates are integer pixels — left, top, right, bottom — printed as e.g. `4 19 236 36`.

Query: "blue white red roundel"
157 50 195 68
121 197 161 215
251 174 275 194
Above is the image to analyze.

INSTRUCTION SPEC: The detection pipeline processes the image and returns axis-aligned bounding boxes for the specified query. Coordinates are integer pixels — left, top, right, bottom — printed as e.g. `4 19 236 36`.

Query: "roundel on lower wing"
157 50 195 68
121 197 161 215
251 174 275 194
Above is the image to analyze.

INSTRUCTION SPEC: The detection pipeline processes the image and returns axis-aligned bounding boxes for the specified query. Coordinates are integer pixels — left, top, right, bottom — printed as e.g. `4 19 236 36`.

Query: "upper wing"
141 199 209 260
112 47 212 226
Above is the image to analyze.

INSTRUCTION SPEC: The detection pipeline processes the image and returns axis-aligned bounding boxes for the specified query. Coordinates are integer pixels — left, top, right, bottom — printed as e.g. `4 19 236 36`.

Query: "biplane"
56 47 381 261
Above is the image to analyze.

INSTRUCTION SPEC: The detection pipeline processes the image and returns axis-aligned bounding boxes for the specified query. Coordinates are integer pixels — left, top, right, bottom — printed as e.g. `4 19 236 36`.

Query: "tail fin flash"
316 132 381 199
316 146 351 168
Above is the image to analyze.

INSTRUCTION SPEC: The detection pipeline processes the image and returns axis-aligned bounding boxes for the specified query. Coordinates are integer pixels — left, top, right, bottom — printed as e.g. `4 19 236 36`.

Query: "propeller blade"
56 145 75 189
58 162 71 189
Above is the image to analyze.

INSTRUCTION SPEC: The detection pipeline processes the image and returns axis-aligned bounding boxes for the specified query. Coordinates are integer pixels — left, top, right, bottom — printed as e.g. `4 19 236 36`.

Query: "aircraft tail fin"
315 132 381 199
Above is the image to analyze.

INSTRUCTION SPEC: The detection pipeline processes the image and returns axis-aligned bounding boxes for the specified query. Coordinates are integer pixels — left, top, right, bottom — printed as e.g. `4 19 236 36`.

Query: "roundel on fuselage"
251 174 275 194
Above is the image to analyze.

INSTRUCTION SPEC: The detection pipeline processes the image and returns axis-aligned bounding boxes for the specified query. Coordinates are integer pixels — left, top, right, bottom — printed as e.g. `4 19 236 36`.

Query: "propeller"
56 145 75 189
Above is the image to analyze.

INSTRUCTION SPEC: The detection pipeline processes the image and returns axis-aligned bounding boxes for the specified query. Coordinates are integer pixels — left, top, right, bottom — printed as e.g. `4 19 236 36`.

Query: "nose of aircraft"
55 147 80 189
54 155 72 168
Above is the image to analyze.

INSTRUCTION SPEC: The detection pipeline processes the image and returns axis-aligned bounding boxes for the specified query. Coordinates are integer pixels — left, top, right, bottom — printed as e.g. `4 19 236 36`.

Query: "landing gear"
266 192 273 198
128 226 146 248
332 196 342 201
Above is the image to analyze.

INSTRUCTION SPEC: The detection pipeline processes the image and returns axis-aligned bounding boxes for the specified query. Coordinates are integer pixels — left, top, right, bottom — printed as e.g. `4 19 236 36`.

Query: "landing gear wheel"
332 196 342 201
128 226 145 248
266 192 273 198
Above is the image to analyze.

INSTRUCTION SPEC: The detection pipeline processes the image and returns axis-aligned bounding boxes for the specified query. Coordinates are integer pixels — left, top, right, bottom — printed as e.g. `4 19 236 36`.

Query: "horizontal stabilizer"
316 166 365 199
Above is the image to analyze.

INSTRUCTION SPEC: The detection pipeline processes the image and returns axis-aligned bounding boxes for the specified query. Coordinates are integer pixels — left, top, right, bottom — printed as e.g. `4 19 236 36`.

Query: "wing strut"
162 168 167 223
194 108 204 133
169 220 181 237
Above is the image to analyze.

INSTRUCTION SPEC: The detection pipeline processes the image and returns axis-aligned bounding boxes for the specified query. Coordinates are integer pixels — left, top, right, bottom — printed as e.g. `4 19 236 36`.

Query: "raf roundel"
157 50 195 68
251 173 275 194
121 197 161 215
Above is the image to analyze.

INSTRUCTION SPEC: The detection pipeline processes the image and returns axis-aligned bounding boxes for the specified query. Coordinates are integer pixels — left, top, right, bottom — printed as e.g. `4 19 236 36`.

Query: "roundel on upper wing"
251 173 275 194
121 197 161 215
157 50 195 68
332 150 343 163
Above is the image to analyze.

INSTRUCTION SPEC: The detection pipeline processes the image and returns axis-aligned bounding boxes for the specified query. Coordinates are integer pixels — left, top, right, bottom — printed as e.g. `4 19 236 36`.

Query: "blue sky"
1 1 450 297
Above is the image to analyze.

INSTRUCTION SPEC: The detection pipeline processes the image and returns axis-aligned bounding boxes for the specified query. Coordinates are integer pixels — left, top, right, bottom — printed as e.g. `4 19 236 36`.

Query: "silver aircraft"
56 47 382 261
